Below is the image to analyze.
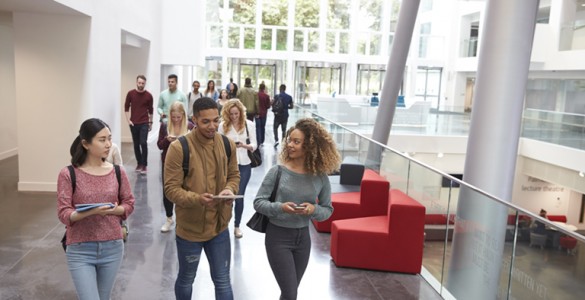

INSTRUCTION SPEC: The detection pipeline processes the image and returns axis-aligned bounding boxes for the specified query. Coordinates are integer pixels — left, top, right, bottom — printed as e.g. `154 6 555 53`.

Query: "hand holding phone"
293 204 305 210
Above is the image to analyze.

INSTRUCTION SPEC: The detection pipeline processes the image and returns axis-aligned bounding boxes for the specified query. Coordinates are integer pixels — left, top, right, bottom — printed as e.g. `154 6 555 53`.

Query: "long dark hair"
70 118 110 167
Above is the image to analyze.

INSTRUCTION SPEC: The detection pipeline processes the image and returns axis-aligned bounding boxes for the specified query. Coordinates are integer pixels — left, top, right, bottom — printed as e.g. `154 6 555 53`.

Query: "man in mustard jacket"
164 96 240 300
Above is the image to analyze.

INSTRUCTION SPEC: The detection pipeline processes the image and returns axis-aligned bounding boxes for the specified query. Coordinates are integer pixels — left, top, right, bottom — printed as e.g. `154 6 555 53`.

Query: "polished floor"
0 132 442 298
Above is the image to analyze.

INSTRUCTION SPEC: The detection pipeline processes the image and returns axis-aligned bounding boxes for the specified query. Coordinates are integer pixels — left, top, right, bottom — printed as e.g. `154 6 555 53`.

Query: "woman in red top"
157 102 194 232
57 118 135 300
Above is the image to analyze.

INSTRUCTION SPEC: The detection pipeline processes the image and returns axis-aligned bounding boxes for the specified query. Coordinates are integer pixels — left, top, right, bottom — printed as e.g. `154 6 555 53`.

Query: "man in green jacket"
236 77 259 120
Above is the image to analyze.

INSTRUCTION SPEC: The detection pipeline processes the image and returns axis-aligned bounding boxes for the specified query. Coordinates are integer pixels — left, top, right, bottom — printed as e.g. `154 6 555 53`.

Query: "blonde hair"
280 118 341 175
167 102 189 136
221 99 247 134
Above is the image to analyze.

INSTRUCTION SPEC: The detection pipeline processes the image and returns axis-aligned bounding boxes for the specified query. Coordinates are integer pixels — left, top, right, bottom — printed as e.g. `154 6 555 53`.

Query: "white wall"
13 12 90 191
0 12 17 160
160 0 205 66
10 0 162 191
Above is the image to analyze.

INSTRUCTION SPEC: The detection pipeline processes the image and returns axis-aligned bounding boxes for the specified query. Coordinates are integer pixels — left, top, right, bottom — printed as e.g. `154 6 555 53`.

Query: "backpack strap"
67 165 76 194
178 136 189 178
178 134 232 179
221 134 231 163
114 164 121 202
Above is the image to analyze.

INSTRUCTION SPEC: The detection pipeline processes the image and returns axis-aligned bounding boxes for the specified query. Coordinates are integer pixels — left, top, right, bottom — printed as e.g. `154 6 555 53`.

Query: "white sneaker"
161 217 174 232
234 227 243 238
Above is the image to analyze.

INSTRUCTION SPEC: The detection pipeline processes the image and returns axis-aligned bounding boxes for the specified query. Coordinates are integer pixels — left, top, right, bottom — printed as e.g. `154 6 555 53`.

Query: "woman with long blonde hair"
218 99 257 238
157 102 193 232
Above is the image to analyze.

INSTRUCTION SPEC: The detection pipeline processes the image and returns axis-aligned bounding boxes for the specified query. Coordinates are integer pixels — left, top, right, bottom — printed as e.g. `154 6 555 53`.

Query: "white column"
447 1 540 299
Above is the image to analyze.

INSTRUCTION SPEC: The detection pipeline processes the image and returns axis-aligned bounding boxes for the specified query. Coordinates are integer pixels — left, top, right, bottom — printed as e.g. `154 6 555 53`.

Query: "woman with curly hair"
218 99 257 238
253 118 340 300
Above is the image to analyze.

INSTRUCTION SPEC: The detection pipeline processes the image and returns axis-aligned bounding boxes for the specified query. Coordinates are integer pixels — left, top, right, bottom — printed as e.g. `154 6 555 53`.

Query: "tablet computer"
212 195 244 200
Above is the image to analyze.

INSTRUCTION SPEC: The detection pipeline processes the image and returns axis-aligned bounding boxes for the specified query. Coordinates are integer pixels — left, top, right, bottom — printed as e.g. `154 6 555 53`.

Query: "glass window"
326 31 336 53
230 0 256 24
206 0 222 21
358 0 382 31
327 0 350 30
419 23 431 58
370 34 381 55
262 0 288 26
389 1 400 32
420 0 433 13
244 27 256 49
209 25 223 48
357 36 367 55
294 30 304 51
308 30 319 52
388 34 394 55
295 0 319 28
340 32 349 54
228 26 240 49
261 28 272 50
276 29 287 51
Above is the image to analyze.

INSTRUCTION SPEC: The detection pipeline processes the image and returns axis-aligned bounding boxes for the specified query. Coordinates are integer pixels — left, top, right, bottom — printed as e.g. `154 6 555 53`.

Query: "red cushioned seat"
330 189 425 274
313 169 390 233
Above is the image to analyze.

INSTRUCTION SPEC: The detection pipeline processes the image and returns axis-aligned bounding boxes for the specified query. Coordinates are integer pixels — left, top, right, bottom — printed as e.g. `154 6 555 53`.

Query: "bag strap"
67 165 76 194
68 164 121 200
178 136 189 178
244 123 251 144
178 134 232 179
269 166 281 203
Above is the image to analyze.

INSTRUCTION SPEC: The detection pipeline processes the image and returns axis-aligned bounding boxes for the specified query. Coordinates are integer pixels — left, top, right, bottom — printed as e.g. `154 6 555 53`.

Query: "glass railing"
305 101 585 151
522 108 585 150
292 107 585 300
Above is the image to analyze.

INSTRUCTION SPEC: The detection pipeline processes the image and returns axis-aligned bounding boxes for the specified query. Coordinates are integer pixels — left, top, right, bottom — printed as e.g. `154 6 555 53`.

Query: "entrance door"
230 58 283 97
415 66 443 109
294 61 345 105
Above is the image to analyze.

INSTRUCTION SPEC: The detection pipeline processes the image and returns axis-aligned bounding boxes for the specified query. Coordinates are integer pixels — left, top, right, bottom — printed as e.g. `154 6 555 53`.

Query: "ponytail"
70 136 87 167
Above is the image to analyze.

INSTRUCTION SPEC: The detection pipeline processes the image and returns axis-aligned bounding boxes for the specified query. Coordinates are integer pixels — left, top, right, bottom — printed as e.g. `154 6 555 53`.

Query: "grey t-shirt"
253 165 333 229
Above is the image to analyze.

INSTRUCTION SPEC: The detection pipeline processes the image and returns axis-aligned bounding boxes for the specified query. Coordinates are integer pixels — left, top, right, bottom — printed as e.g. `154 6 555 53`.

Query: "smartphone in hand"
293 204 305 210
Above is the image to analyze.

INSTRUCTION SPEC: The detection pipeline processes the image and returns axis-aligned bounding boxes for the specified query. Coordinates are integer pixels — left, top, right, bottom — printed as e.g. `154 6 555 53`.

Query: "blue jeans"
66 239 124 300
235 164 252 227
130 123 148 166
175 231 233 300
255 116 266 145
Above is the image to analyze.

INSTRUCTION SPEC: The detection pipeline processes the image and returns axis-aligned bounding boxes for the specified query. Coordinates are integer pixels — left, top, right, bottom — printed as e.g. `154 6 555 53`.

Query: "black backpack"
272 95 285 115
177 134 231 178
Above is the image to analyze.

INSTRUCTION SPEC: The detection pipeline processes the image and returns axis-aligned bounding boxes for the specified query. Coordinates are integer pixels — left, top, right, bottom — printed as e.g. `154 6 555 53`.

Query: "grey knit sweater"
253 165 333 229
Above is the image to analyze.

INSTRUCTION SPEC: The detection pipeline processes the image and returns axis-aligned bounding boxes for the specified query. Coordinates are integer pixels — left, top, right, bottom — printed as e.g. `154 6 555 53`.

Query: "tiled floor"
0 127 442 299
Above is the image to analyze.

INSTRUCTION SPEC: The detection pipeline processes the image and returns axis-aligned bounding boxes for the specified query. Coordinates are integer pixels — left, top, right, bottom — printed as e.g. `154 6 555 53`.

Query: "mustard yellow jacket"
164 129 240 242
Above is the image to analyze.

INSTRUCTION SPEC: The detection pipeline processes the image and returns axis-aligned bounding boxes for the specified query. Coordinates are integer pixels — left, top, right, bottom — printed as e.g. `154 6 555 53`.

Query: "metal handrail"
298 106 585 242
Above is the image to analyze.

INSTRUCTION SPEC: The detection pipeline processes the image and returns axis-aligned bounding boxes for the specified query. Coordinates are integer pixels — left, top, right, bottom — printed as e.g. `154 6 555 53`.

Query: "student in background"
219 99 257 239
57 118 135 300
256 82 271 146
106 142 122 165
204 80 219 101
253 118 340 300
157 102 194 233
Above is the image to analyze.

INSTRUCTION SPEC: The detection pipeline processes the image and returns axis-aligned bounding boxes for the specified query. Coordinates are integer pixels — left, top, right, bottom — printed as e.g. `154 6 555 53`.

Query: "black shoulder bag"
245 123 262 168
246 166 281 233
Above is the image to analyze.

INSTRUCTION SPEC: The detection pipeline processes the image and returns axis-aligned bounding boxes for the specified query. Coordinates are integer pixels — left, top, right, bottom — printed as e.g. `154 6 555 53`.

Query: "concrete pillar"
447 1 539 299
367 0 420 167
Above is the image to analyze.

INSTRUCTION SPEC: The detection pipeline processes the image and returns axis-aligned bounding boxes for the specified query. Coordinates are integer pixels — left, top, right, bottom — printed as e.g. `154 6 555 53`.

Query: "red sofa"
313 169 390 233
330 189 426 274
547 215 567 223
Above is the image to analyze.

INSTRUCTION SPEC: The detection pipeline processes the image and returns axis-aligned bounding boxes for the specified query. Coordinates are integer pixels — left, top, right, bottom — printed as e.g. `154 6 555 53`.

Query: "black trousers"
265 223 311 300
273 115 288 143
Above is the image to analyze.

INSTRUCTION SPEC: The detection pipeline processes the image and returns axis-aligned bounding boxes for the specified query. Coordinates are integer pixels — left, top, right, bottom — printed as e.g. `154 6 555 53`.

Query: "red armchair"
330 189 426 274
559 236 578 254
313 169 390 233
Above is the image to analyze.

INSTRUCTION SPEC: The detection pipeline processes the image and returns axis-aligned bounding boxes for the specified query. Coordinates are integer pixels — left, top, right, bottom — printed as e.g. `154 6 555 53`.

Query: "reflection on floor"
0 139 442 299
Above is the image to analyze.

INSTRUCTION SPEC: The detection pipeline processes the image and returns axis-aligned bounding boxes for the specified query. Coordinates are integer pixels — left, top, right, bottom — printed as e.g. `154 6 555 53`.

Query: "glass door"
294 61 345 105
415 66 443 109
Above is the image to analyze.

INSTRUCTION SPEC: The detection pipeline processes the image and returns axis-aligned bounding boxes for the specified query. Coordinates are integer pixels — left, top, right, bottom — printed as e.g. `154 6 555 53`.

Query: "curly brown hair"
280 118 341 175
221 99 247 134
